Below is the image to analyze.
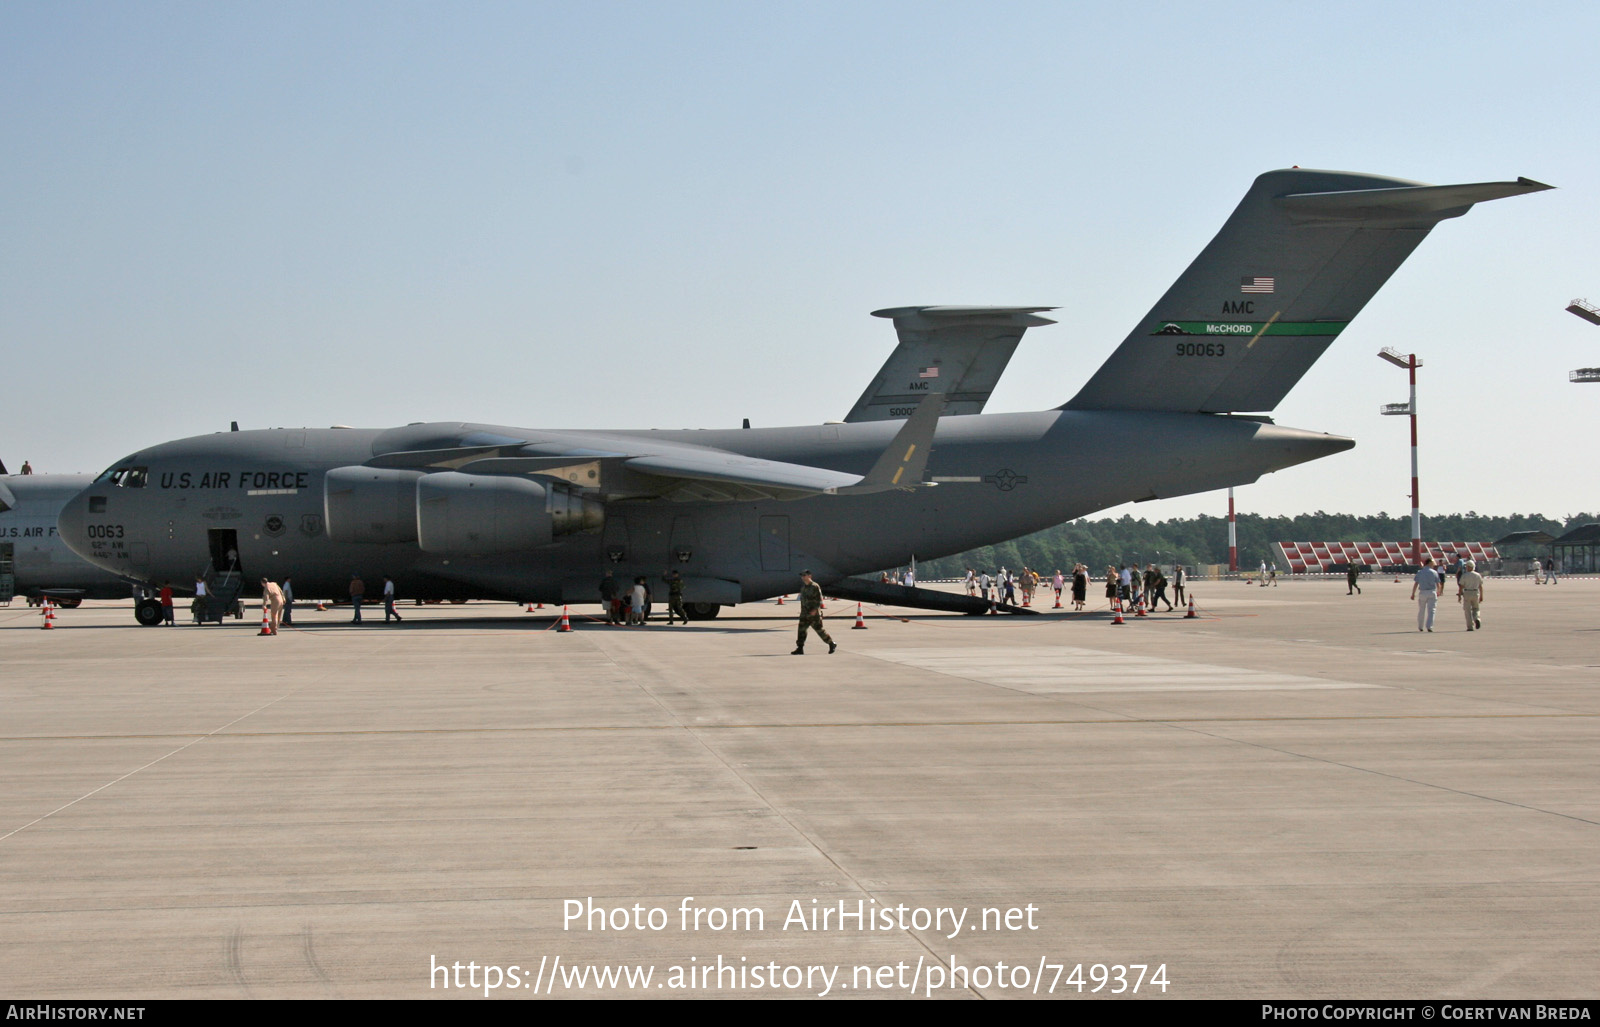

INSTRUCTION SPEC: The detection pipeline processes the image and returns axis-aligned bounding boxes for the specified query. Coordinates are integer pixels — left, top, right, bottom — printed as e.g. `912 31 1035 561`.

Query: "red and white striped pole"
1407 353 1421 567
1227 487 1238 573
1380 348 1423 566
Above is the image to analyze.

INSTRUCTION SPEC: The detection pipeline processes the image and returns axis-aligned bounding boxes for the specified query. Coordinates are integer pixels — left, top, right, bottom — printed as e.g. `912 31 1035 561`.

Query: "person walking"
349 574 364 623
281 577 294 625
791 569 836 655
1149 565 1173 611
1346 563 1362 595
665 569 688 625
1457 559 1485 631
1411 557 1440 632
159 582 175 626
1173 564 1187 607
383 575 402 622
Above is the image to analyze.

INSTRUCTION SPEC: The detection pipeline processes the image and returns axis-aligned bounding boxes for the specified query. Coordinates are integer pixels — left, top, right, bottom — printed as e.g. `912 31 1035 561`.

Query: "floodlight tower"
1227 487 1238 572
1568 299 1600 382
1378 348 1423 566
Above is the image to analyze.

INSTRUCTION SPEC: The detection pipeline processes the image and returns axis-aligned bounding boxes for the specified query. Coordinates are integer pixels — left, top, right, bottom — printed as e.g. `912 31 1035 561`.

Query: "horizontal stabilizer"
1277 177 1552 226
846 306 1055 422
1064 169 1551 414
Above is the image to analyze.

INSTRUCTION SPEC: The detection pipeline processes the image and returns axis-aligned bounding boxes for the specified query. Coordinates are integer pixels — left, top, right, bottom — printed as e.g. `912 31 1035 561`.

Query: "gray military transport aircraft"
57 169 1550 626
0 467 133 606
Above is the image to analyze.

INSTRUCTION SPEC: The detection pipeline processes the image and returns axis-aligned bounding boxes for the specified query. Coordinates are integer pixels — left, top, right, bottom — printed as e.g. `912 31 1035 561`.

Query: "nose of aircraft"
56 486 93 562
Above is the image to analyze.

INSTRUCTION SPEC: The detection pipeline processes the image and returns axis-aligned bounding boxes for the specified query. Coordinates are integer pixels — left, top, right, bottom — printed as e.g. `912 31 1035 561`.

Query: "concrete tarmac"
2 577 1597 999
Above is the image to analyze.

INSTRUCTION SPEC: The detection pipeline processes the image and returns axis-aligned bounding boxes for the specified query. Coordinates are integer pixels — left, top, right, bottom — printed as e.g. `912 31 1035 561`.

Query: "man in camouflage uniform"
791 569 836 655
665 569 688 625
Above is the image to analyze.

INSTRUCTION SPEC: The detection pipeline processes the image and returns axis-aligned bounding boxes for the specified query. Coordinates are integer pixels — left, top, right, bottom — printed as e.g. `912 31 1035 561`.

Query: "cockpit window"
93 464 148 487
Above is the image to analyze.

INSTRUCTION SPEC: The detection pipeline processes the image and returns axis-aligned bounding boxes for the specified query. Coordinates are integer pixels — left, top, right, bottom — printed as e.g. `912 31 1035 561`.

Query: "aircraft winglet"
834 392 946 494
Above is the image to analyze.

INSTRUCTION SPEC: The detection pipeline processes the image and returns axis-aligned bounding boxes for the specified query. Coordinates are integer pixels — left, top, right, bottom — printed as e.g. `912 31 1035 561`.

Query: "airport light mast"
1227 487 1238 572
1379 348 1423 566
1567 299 1600 382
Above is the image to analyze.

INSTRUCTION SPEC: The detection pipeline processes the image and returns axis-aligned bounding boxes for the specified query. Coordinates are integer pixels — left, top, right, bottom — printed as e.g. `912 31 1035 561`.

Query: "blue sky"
4 1 1595 522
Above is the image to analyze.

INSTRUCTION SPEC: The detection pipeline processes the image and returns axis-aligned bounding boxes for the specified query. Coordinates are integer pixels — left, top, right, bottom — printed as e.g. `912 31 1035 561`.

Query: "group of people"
598 570 689 626
1103 563 1185 613
1410 556 1487 632
962 566 1048 607
1531 558 1560 585
961 563 1189 614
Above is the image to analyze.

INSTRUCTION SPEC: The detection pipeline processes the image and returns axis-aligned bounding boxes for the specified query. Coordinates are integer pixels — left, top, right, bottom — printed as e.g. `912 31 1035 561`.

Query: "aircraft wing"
845 306 1056 422
361 395 947 502
629 392 947 500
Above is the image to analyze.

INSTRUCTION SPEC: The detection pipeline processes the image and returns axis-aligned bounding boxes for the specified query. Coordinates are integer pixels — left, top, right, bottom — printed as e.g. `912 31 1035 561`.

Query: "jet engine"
415 471 602 554
323 467 422 544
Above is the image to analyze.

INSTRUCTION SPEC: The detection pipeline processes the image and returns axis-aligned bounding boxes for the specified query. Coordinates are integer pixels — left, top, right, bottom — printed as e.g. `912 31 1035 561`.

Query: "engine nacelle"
415 472 602 555
324 467 422 544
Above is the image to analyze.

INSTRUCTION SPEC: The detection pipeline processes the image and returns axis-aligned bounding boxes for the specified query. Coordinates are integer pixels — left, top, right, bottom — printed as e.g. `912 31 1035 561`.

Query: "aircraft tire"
134 599 164 627
685 602 722 620
54 597 83 609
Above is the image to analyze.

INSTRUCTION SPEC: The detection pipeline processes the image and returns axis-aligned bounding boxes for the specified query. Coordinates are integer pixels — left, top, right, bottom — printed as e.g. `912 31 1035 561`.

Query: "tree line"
911 511 1594 579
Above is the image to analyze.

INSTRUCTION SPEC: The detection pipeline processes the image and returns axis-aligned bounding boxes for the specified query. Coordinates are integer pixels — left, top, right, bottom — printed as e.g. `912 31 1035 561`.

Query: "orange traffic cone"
1053 593 1062 609
1134 595 1148 618
41 598 54 630
536 602 544 609
1184 596 1198 619
776 594 785 605
316 600 327 611
558 606 572 632
258 605 274 636
526 603 535 613
852 602 867 630
1110 597 1124 625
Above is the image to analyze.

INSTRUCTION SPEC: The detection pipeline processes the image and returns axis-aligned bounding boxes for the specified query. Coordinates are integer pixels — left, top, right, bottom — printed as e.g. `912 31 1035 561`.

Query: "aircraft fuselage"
57 412 1350 606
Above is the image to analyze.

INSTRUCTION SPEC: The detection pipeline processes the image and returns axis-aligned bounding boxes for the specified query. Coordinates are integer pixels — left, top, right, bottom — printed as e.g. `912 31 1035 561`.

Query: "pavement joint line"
1153 716 1600 830
4 711 1600 744
0 684 310 844
849 644 1600 830
581 630 986 998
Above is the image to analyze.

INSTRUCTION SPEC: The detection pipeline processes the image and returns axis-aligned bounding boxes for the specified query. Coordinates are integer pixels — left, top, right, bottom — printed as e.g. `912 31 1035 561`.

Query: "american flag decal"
1241 276 1275 294
918 366 940 378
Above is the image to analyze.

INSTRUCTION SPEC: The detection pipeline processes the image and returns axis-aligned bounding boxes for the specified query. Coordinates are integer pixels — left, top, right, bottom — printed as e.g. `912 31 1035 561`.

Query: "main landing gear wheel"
134 599 164 626
685 602 722 620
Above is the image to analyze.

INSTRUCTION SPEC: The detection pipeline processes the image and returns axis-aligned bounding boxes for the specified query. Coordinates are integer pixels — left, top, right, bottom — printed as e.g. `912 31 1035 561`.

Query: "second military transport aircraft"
57 169 1550 625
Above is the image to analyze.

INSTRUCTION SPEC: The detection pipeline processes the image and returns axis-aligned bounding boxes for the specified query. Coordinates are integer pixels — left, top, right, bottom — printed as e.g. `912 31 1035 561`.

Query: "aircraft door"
759 515 790 572
207 529 242 576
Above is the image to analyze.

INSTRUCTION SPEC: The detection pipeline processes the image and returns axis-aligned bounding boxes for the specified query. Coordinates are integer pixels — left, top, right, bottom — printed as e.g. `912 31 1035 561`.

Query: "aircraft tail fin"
845 306 1055 422
1063 169 1551 413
